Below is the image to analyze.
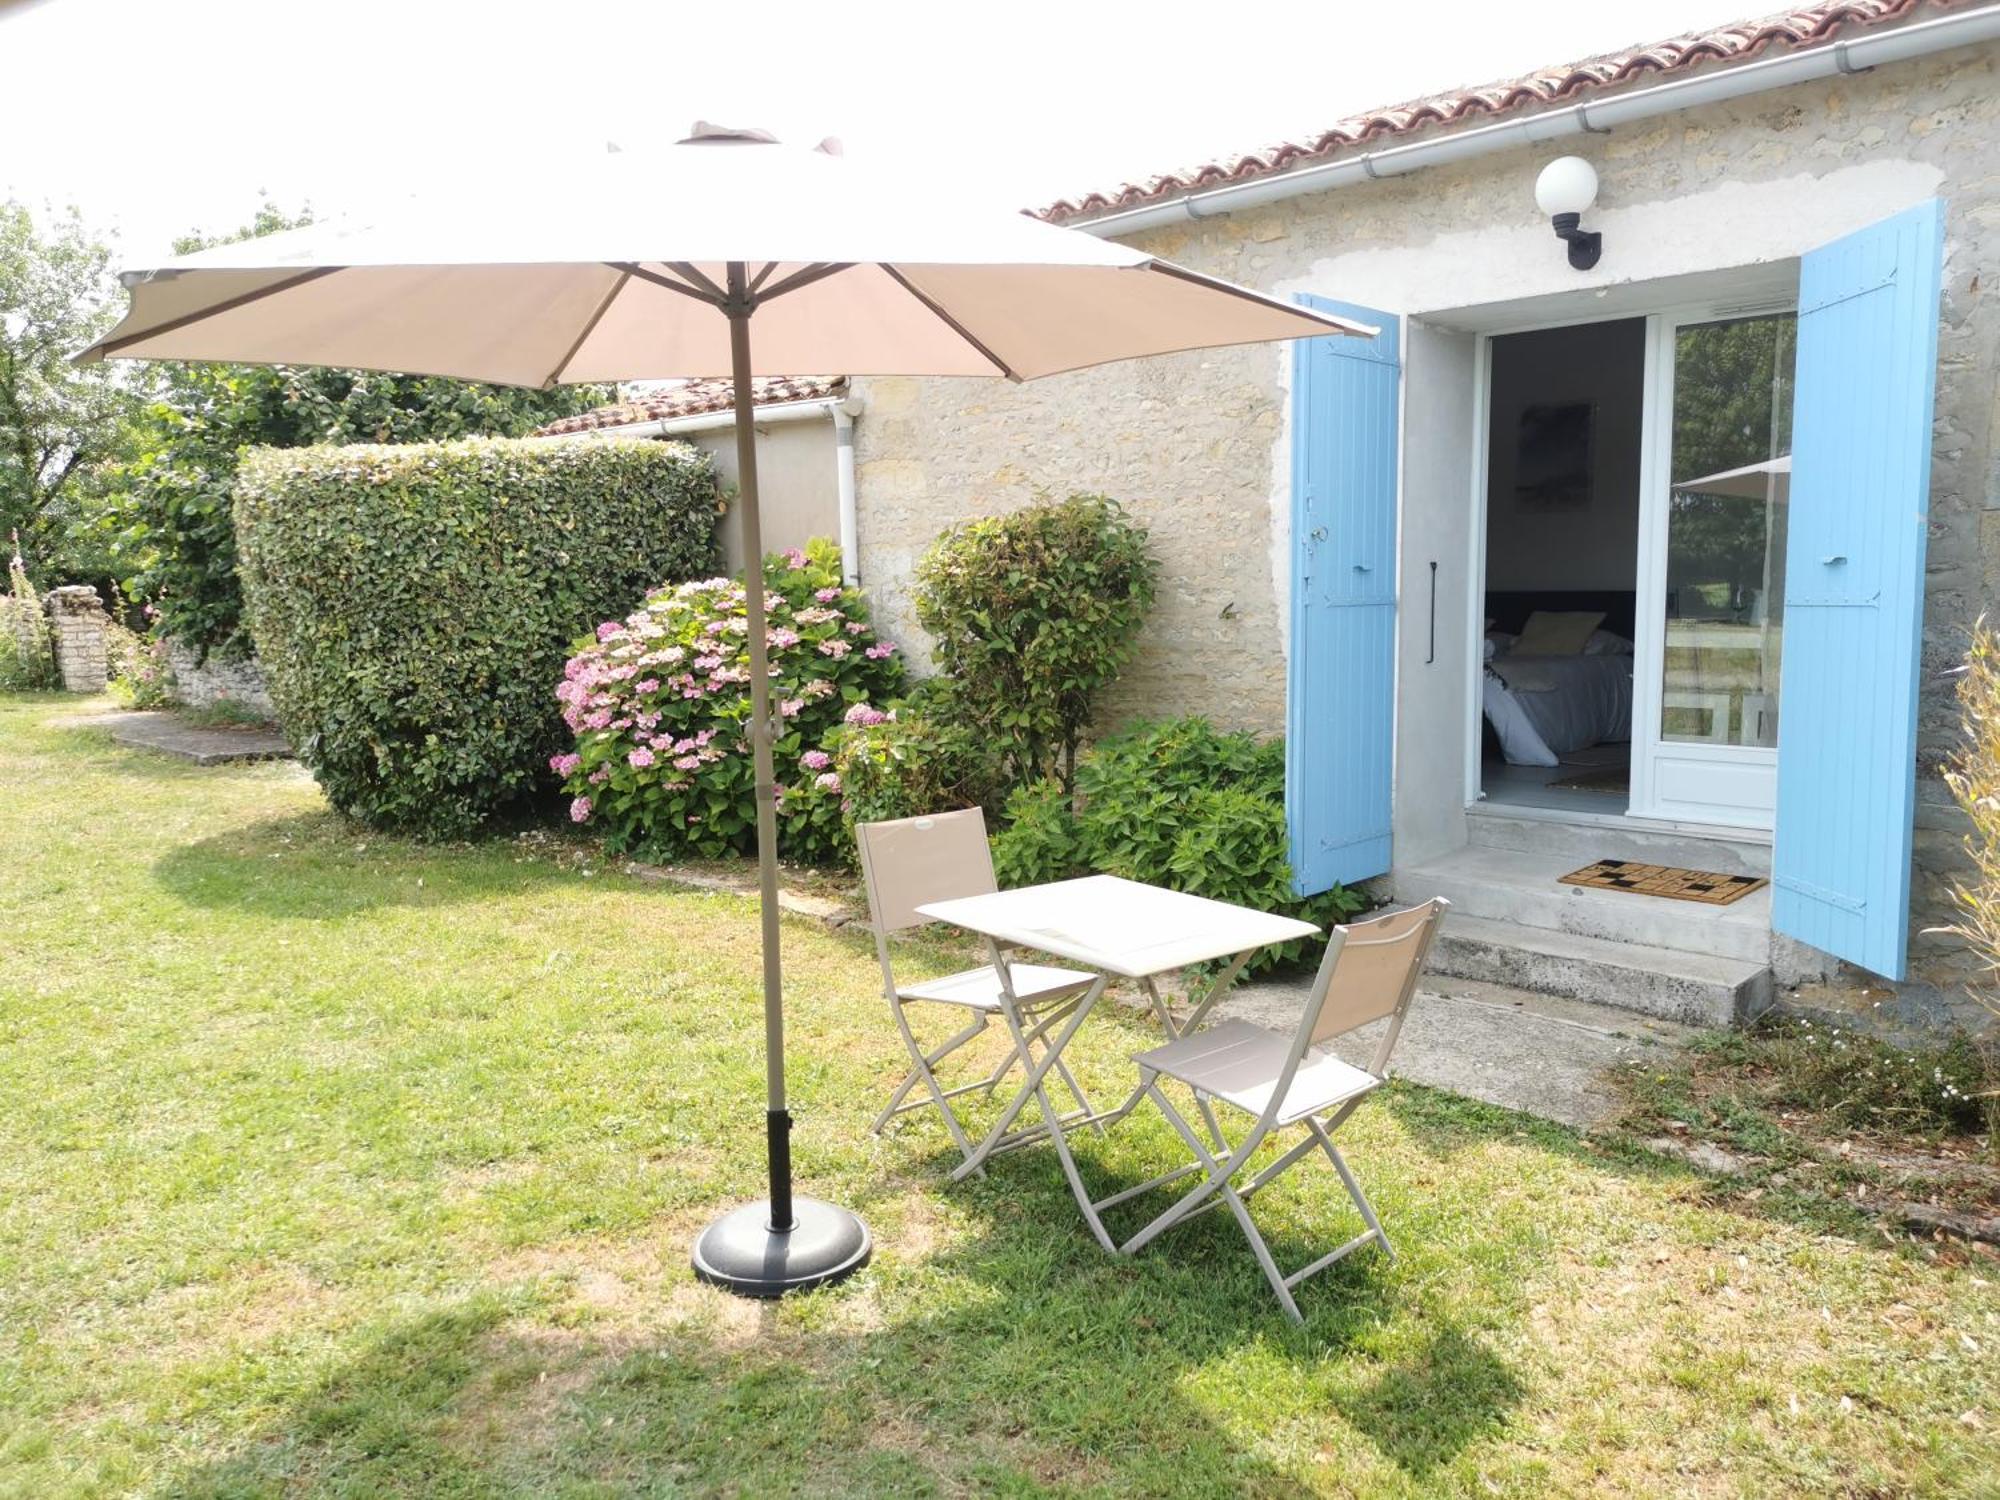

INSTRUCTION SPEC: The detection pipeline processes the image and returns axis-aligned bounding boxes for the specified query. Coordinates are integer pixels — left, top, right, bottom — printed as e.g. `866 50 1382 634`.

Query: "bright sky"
2 0 1760 260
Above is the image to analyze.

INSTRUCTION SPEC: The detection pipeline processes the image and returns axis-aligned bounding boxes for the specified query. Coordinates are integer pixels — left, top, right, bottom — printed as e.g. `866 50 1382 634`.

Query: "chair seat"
1134 1019 1379 1124
898 962 1095 1011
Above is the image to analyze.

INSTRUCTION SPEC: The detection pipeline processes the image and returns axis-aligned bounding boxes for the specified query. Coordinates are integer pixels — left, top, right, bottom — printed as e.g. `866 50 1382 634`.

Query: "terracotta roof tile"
534 376 847 436
1035 0 1945 222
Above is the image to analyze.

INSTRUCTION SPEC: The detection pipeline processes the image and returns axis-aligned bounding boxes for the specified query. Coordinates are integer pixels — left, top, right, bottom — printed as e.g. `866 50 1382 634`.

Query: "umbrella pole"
691 262 871 1299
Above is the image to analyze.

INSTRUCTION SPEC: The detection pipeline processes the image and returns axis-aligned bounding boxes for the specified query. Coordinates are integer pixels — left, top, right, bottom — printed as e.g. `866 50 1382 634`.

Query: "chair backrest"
1303 898 1449 1073
854 808 997 937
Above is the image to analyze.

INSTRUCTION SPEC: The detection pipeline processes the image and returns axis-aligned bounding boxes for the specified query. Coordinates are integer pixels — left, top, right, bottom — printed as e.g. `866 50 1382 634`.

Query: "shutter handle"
1821 553 1847 566
1310 526 1328 542
1353 562 1372 572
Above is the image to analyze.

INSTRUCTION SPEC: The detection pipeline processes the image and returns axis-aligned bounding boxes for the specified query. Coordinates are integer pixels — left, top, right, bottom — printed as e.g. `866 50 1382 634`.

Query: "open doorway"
1479 317 1645 815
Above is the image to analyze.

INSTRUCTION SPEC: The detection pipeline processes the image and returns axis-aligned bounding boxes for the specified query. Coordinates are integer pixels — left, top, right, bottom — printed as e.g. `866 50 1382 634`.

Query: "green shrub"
990 717 1366 974
556 539 903 866
235 436 719 837
104 618 173 708
913 493 1156 789
834 683 1010 838
988 778 1087 889
0 553 56 691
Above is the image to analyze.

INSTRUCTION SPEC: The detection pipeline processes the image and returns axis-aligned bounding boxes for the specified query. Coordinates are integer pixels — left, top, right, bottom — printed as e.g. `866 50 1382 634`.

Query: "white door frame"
1459 277 1798 825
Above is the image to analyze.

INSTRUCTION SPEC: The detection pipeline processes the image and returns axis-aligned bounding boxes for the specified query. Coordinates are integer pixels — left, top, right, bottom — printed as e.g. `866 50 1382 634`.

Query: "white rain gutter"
1069 4 2000 238
568 394 845 440
547 392 865 586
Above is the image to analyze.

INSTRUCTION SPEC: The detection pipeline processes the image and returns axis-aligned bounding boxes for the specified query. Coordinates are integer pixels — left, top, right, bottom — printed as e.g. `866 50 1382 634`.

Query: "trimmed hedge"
235 436 720 837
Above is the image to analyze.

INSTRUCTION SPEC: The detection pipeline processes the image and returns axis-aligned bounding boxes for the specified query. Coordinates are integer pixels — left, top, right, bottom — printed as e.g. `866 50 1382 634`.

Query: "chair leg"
873 1012 986 1131
879 1002 989 1169
1311 1118 1392 1262
1126 1084 1303 1321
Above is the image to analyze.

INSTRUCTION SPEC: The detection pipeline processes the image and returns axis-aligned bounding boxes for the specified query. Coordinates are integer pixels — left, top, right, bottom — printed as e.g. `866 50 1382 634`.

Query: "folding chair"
1109 899 1448 1323
854 809 1099 1171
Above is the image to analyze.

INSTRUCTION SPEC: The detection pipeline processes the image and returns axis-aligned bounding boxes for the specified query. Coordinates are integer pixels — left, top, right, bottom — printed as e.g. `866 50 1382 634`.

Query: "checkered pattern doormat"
1557 859 1768 906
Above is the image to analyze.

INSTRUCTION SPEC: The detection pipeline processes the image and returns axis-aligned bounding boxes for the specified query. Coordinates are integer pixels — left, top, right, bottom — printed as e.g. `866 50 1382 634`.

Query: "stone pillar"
45 586 109 693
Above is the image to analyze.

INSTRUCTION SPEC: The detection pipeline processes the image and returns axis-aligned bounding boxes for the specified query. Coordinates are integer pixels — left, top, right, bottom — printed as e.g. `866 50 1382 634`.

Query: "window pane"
1662 313 1795 749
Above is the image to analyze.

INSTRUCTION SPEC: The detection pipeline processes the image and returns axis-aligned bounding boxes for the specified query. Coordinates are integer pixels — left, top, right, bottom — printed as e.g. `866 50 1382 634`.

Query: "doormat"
1558 859 1767 906
1547 764 1629 794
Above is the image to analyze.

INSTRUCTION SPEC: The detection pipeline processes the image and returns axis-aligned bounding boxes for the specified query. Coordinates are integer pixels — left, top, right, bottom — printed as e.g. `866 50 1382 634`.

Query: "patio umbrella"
79 124 1371 1299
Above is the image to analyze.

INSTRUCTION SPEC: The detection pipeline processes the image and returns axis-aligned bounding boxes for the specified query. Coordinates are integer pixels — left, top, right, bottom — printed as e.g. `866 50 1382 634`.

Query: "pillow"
1484 630 1517 659
1583 628 1634 656
1512 609 1605 656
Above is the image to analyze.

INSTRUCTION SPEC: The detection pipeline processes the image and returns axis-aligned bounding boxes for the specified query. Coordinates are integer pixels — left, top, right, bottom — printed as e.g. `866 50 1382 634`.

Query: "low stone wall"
46 586 108 693
166 643 276 718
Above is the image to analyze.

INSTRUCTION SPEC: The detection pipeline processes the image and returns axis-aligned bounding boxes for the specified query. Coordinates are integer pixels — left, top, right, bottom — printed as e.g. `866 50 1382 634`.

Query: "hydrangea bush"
556 540 903 864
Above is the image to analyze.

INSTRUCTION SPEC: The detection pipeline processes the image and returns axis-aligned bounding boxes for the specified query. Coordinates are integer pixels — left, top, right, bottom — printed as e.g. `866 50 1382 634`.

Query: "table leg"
1100 953 1253 1131
949 975 1106 1183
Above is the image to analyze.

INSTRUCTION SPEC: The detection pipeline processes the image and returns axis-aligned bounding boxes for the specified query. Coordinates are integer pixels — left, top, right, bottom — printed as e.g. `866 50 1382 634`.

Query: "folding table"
914 874 1320 1250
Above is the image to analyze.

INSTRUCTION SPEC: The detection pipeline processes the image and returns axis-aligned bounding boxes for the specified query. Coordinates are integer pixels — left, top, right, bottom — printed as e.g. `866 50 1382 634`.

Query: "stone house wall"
849 42 2000 1009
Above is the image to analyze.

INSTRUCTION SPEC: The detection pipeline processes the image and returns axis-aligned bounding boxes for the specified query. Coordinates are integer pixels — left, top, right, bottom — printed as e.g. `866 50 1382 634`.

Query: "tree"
0 201 146 580
119 204 612 659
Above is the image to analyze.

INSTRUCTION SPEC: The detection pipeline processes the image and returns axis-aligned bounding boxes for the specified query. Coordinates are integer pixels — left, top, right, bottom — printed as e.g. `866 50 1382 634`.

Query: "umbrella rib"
666 262 729 302
84 266 345 361
746 261 780 296
544 267 632 388
879 265 1020 381
610 262 725 308
756 262 853 303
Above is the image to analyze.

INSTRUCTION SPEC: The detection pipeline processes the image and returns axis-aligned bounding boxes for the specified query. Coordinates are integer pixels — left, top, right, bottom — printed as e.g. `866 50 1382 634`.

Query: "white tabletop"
916 874 1320 979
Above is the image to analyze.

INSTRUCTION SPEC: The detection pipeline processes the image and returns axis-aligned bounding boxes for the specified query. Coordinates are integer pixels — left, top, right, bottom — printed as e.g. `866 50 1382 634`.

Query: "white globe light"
1534 156 1599 218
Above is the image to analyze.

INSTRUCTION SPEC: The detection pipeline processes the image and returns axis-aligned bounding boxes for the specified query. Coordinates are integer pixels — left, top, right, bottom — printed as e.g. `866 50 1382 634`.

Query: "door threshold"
1468 797 1774 846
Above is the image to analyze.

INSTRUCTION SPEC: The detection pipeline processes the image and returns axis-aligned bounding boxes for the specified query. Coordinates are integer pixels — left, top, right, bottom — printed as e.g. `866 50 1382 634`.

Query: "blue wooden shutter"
1772 199 1945 980
1287 297 1399 896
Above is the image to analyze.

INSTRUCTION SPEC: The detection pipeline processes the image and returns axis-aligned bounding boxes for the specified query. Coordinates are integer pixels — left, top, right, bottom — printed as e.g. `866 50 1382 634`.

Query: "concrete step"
1394 845 1771 964
1219 972 1697 1129
1423 914 1771 1028
1467 806 1772 875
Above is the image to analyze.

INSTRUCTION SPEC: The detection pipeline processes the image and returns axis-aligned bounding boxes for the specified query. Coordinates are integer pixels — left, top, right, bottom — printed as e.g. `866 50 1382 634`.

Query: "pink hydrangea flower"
815 586 843 603
814 771 842 792
595 622 621 642
768 628 799 650
549 752 582 776
818 639 851 658
865 642 897 659
800 749 832 771
782 548 809 568
628 747 655 768
844 702 888 727
674 754 702 771
845 620 868 635
635 678 660 694
779 697 804 718
569 795 593 822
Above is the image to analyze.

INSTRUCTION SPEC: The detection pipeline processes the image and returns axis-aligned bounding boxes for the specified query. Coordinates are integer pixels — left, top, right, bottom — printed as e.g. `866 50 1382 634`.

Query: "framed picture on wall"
1514 401 1594 510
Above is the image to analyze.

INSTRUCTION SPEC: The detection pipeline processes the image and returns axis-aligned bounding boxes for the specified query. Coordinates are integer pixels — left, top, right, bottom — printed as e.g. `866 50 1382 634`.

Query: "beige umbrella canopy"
80 124 1371 1299
1673 455 1791 500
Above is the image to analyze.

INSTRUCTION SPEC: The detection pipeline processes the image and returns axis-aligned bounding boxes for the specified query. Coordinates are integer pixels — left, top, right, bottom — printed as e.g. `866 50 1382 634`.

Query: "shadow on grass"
154 1144 1528 1497
152 813 581 920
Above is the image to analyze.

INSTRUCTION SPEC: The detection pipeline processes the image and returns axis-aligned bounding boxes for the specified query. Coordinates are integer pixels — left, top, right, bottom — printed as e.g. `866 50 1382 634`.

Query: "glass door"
1631 307 1797 827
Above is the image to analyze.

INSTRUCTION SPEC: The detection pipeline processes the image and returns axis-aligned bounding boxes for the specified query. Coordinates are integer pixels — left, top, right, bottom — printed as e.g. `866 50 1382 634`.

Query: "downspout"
1068 3 2000 238
833 400 860 586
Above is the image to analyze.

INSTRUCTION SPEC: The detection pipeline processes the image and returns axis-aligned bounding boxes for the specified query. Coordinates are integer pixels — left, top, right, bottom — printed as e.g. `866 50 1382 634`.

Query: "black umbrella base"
692 1197 871 1298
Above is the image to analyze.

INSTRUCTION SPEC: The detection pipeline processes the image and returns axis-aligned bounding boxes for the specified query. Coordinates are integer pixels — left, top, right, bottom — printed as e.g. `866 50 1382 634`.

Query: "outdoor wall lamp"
1535 156 1602 271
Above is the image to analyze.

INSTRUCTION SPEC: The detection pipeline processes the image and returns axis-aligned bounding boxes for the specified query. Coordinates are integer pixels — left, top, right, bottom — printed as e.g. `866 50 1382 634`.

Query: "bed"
1482 591 1635 768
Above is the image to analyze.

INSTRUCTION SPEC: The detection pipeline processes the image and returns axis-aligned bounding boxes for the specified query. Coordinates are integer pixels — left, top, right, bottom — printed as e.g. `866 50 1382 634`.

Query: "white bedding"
1483 653 1633 766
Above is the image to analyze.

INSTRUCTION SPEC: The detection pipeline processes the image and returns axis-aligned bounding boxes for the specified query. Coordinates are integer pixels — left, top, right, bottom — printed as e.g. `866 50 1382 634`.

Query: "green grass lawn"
1 694 1994 1498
